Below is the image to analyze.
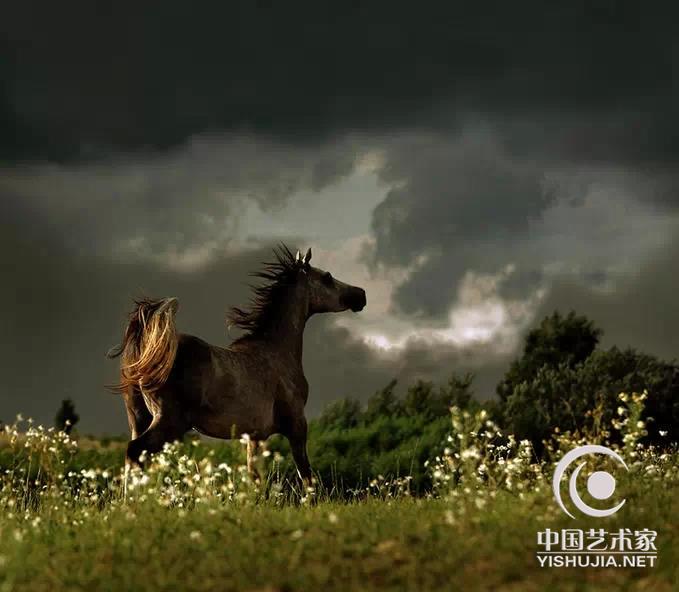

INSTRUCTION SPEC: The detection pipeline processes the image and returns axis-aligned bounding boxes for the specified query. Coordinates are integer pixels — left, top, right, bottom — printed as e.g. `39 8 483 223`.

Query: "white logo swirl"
552 445 628 519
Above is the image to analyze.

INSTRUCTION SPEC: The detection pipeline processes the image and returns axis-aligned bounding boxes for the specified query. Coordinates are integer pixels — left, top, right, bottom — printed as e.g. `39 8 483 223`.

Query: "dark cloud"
2 2 678 162
366 130 552 317
535 231 679 362
0 135 360 263
3 3 679 433
365 125 679 323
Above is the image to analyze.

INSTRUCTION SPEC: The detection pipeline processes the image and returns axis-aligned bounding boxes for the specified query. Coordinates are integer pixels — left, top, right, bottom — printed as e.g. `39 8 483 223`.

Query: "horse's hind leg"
123 386 152 440
126 413 188 466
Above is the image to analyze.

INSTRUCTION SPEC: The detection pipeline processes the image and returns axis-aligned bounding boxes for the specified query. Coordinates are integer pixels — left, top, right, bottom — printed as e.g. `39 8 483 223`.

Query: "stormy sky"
2 2 679 433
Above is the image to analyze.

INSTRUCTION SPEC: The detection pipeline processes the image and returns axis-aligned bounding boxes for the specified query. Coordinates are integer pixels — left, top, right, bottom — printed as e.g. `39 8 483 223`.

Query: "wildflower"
189 530 202 541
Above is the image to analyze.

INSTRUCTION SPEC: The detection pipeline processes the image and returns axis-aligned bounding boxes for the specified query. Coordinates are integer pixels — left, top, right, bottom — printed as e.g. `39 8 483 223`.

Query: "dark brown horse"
108 245 366 481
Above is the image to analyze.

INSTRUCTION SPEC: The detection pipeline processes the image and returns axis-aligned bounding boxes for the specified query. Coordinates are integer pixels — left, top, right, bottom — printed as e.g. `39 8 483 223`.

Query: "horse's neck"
268 287 308 362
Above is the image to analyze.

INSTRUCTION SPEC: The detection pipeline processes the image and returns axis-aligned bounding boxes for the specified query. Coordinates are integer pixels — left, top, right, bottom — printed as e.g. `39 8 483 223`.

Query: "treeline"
306 373 479 492
285 311 679 492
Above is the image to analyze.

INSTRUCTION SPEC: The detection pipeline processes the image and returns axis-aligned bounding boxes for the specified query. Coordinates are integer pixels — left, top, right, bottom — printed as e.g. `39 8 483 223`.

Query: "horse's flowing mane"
227 244 299 336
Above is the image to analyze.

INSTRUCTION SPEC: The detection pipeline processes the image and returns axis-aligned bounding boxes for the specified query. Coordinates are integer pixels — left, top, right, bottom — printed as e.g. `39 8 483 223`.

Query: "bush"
301 373 479 492
499 313 679 451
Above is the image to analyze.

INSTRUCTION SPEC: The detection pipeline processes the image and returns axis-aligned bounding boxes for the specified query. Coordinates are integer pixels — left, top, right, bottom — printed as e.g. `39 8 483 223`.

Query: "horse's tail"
107 297 179 396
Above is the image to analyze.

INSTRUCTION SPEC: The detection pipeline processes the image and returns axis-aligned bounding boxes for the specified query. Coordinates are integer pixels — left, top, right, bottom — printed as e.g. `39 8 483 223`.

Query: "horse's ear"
303 248 312 266
295 250 303 266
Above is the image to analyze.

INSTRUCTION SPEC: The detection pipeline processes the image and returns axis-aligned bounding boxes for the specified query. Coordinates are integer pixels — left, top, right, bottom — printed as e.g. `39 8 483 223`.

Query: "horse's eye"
322 272 333 285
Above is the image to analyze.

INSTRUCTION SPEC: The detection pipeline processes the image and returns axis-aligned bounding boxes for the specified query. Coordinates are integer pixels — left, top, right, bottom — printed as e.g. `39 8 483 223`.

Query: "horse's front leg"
288 415 312 487
245 438 259 478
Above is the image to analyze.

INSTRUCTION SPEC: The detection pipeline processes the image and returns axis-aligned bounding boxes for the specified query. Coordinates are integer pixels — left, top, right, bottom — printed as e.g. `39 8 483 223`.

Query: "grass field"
1 487 678 591
0 394 677 591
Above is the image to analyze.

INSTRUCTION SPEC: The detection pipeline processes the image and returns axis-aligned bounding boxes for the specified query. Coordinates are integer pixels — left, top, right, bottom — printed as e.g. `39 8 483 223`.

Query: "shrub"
502 348 679 448
302 373 479 492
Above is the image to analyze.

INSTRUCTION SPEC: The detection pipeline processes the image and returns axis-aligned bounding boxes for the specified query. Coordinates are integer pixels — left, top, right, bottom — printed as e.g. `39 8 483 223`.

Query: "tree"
55 399 79 434
439 372 475 409
364 379 402 422
317 397 362 431
497 310 602 402
501 346 679 449
403 380 436 418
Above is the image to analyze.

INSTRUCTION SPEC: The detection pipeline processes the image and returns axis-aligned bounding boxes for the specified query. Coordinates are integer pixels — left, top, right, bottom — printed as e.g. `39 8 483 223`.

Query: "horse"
107 245 367 482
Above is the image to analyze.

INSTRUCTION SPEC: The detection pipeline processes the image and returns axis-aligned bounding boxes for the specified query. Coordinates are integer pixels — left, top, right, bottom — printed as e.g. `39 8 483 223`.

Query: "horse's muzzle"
344 288 367 312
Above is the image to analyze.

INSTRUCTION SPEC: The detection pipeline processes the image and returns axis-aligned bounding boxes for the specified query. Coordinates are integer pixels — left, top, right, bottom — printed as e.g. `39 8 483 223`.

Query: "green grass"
1 393 677 591
1 489 678 592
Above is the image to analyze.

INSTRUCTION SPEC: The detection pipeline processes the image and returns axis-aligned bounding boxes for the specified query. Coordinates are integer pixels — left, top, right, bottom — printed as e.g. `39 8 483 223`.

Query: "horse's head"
296 248 367 315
